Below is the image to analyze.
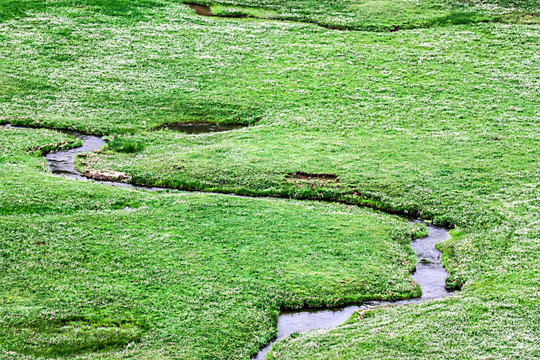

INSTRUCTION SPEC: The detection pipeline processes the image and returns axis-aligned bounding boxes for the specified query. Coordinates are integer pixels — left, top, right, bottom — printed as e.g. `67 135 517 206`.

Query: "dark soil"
186 3 214 16
82 170 131 182
286 171 339 182
154 121 245 134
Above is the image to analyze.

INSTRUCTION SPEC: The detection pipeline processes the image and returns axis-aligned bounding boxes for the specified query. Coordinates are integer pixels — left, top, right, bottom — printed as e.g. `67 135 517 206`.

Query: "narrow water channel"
44 131 105 180
4 125 453 359
252 223 450 360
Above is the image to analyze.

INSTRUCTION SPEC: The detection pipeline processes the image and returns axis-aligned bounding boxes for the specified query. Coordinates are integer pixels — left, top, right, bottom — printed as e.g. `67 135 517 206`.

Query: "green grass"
0 0 539 359
1 127 426 359
0 0 165 22
106 137 145 153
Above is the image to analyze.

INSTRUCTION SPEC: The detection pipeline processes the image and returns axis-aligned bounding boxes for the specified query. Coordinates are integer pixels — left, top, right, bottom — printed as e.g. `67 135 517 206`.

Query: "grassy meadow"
1 0 539 359
1 127 426 359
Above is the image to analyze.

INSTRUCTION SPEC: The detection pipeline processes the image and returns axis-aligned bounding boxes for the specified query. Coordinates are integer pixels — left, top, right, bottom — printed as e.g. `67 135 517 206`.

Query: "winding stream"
253 224 450 359
4 125 453 359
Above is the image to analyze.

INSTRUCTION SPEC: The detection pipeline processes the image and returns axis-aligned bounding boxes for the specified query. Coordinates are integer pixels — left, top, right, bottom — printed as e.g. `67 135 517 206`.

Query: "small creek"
253 224 450 360
45 131 105 180
3 124 453 359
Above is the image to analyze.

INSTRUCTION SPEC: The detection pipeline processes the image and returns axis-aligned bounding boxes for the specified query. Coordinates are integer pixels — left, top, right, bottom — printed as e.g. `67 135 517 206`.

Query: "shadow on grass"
2 316 147 357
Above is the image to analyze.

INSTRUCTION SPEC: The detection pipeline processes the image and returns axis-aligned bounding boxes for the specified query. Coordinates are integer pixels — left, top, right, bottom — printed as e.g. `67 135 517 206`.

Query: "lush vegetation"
106 137 145 153
0 127 426 358
0 0 539 359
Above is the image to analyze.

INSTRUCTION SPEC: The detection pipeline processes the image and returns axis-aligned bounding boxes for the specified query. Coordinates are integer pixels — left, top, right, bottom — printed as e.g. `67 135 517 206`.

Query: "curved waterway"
5 125 453 359
253 224 450 359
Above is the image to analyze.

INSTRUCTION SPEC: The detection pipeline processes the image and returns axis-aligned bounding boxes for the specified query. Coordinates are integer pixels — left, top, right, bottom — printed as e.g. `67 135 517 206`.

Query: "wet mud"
186 3 215 17
286 171 339 182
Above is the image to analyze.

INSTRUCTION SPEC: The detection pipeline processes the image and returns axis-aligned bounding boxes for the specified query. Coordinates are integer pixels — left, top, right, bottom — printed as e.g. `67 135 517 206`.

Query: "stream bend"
4 125 453 360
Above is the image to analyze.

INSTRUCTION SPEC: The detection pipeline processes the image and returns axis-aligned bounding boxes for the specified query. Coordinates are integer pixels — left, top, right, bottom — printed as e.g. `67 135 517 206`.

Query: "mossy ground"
0 0 539 359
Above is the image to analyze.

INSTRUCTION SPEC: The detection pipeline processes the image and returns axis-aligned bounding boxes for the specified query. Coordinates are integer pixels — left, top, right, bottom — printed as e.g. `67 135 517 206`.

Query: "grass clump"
106 137 145 153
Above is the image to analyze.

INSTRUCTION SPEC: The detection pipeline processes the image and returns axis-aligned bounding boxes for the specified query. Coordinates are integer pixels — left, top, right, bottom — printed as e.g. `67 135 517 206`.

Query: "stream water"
252 224 450 359
45 132 105 180
3 124 453 359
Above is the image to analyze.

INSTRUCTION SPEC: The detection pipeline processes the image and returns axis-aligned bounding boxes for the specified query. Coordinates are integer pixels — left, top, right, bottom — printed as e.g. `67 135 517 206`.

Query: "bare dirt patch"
186 3 214 17
82 169 131 182
286 171 339 184
154 121 244 134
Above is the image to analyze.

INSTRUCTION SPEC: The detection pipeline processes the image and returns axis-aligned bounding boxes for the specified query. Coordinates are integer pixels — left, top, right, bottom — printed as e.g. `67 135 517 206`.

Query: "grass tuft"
106 137 145 153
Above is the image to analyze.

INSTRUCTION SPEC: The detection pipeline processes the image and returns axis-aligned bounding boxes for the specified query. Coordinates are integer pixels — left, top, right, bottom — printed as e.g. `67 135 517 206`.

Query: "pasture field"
1 127 425 359
0 0 539 359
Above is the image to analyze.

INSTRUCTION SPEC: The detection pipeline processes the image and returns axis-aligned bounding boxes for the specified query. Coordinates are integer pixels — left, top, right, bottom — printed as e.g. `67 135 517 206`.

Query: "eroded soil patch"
154 121 245 134
286 171 339 183
186 3 214 16
82 169 132 182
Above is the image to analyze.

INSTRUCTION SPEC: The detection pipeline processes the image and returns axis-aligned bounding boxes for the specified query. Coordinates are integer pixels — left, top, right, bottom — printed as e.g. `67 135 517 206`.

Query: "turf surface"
0 0 539 359
0 126 425 358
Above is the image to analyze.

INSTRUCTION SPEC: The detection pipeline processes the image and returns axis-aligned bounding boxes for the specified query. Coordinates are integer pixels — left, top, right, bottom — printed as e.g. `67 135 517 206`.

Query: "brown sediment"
154 121 245 134
286 171 339 183
185 3 253 19
82 169 131 182
185 3 215 17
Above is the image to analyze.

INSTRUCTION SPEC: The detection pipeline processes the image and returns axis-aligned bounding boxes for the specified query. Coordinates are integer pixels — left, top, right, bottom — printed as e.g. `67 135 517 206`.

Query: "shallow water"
252 223 450 360
44 132 105 180
410 223 451 300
